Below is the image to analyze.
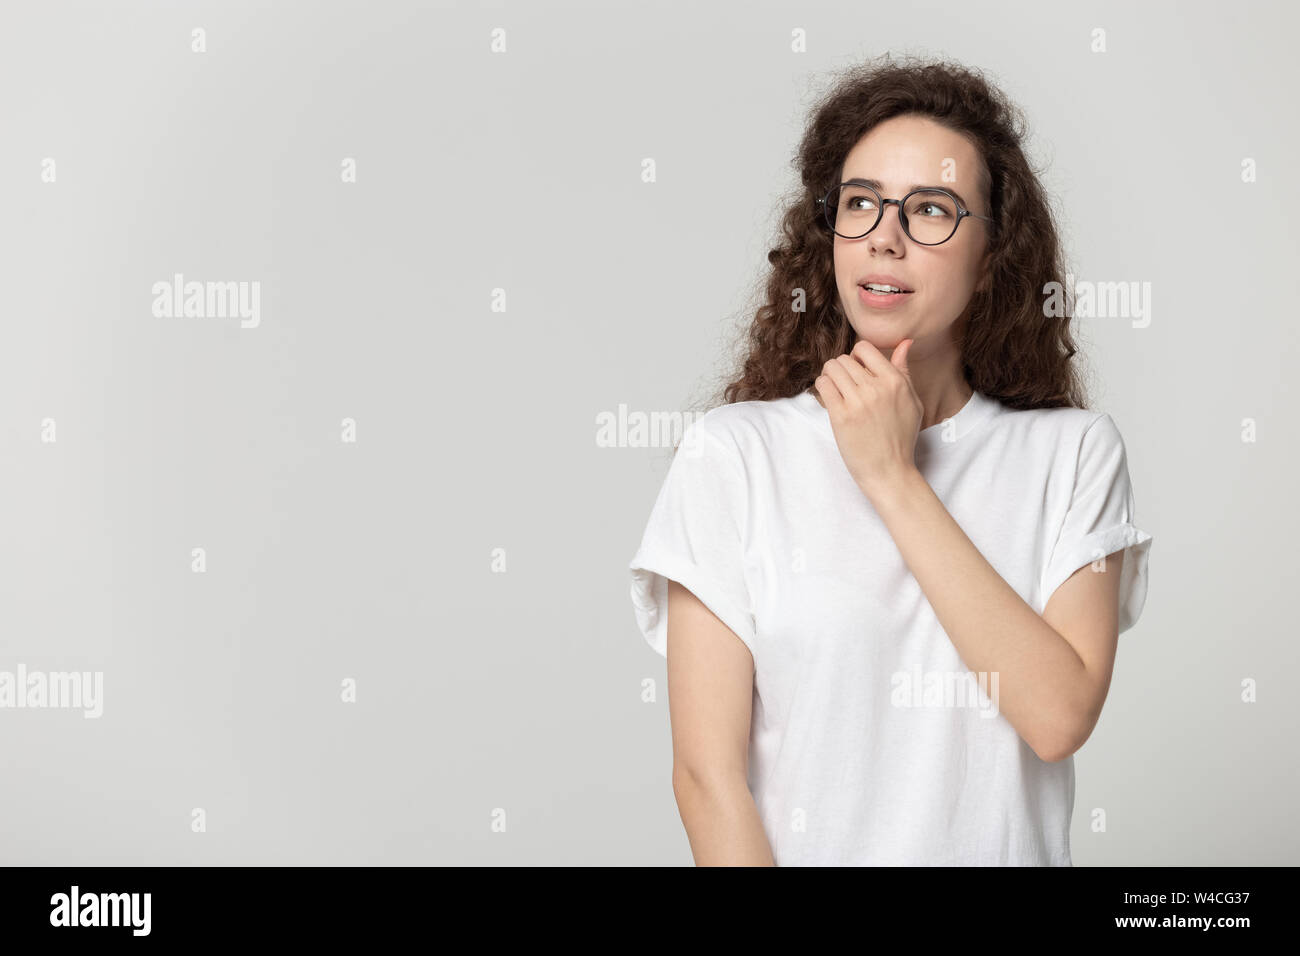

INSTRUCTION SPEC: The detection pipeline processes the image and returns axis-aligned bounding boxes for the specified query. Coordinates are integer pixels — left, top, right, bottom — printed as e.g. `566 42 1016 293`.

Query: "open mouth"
860 282 913 296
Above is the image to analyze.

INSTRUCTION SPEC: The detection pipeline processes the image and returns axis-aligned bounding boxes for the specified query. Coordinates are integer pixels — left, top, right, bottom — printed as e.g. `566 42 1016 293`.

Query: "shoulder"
989 399 1112 447
683 395 803 457
982 401 1132 478
1044 408 1127 457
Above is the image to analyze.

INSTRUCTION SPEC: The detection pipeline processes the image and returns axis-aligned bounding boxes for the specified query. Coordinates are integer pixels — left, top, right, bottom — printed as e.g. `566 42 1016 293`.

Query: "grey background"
1 0 1295 865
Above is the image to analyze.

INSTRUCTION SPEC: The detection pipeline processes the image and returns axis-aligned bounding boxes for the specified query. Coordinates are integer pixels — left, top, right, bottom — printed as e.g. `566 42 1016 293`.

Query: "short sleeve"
628 420 755 659
1040 413 1153 634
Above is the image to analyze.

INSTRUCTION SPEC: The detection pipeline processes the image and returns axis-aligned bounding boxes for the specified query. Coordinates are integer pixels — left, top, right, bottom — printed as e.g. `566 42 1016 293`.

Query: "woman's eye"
916 202 950 218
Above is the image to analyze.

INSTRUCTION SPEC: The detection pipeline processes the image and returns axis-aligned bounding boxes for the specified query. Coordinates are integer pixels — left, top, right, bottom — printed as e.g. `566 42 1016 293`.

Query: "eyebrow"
844 177 971 211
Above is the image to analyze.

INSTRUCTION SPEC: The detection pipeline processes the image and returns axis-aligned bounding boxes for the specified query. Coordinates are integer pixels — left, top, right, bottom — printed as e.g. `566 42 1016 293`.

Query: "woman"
628 55 1152 866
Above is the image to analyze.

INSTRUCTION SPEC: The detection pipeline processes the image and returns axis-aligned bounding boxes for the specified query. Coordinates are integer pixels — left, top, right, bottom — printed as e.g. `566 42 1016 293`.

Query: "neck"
809 340 972 429
909 366 974 430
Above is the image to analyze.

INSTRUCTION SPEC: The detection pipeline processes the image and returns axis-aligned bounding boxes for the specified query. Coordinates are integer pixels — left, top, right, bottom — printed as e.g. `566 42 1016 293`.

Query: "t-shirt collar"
793 386 998 451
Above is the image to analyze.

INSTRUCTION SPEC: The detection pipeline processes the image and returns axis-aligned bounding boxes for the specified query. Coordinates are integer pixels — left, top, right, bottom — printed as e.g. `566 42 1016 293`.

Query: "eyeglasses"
817 183 996 246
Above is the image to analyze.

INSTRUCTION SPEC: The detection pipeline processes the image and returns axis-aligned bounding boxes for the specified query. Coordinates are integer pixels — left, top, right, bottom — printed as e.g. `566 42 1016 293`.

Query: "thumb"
892 338 914 377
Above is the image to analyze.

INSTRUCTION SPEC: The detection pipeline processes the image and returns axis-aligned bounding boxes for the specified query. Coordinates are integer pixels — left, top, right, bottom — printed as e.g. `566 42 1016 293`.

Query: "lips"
857 282 912 309
859 274 914 293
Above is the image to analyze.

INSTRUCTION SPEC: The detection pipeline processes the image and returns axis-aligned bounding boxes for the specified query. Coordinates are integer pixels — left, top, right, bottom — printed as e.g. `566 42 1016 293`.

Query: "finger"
891 338 913 377
813 374 843 411
849 337 889 376
821 359 860 404
835 354 871 389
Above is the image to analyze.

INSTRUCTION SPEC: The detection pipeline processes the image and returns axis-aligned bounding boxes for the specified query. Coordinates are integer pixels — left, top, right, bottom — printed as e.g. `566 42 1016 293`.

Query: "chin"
850 328 913 349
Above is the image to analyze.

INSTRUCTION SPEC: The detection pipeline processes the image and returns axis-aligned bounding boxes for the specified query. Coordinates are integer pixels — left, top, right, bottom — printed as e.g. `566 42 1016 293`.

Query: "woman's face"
831 114 993 355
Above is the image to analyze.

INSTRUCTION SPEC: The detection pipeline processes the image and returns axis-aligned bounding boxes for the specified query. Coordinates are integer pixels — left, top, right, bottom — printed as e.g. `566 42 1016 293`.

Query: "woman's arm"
867 468 1123 763
814 345 1126 764
665 579 775 866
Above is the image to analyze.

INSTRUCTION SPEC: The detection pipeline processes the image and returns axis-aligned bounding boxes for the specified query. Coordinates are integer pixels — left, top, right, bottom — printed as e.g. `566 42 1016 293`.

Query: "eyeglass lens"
827 185 962 244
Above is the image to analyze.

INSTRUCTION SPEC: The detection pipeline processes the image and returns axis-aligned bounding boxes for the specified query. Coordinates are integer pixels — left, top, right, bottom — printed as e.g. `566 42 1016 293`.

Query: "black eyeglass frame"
816 183 997 246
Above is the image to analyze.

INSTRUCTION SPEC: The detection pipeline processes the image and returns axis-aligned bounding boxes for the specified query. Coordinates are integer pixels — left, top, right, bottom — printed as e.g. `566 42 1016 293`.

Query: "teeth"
864 283 904 293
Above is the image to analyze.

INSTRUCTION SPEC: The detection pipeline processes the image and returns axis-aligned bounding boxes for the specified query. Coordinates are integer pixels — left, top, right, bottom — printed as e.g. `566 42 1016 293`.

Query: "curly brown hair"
711 53 1088 414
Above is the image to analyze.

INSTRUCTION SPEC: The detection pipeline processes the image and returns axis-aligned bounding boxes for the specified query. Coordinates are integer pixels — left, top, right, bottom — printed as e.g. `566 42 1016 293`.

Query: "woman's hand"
814 338 924 499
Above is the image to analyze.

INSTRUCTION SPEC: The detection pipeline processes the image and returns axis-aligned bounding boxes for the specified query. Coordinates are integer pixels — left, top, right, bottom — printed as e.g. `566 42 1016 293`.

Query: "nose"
867 201 906 255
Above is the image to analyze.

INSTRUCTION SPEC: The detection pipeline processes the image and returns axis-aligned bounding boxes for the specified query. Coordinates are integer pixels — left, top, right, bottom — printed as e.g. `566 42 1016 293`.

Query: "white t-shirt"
628 386 1152 866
